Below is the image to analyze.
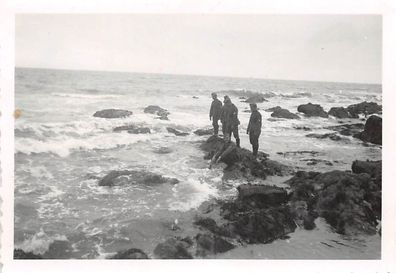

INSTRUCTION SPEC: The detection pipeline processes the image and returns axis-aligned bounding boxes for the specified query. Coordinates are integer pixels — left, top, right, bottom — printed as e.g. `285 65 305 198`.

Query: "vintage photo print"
1 1 396 273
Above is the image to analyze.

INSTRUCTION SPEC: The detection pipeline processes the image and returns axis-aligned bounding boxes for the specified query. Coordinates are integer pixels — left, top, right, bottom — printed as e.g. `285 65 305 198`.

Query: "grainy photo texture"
14 14 382 259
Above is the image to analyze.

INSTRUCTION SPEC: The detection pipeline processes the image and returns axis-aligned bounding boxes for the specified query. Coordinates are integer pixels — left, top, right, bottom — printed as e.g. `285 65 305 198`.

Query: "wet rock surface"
93 109 133 119
113 124 151 134
297 103 328 118
194 128 214 136
98 170 179 187
325 123 364 136
305 133 346 142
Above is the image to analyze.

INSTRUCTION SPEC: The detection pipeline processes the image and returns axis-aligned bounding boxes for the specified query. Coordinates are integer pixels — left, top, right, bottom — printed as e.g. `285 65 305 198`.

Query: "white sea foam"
51 92 122 99
15 228 68 255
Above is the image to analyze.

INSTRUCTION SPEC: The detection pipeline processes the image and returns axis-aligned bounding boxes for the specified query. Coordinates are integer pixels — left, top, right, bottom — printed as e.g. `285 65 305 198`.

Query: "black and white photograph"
11 13 385 260
1 1 396 270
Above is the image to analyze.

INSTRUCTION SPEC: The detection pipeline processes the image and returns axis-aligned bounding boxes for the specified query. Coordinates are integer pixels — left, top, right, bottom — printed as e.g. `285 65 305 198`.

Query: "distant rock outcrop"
271 108 300 119
328 107 352 119
144 105 170 120
93 109 132 119
347 101 382 118
297 103 328 118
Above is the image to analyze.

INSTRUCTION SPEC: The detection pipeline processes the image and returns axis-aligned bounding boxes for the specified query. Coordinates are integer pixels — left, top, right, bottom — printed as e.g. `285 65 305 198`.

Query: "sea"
14 67 382 259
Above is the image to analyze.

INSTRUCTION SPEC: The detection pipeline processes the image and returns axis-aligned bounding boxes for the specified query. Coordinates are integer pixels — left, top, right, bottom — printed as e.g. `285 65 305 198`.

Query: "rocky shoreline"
15 100 382 259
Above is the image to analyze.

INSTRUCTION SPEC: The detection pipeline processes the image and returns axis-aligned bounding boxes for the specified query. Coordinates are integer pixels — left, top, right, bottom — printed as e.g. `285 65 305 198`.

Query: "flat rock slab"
237 184 288 206
93 109 133 118
194 128 214 136
167 127 189 136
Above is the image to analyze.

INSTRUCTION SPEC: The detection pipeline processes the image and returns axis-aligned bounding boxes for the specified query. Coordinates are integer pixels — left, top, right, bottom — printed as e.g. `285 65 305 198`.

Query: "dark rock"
194 128 214 136
297 103 328 118
328 107 352 119
220 204 297 244
301 158 333 166
237 184 288 207
347 101 382 118
14 249 43 259
325 123 364 136
144 105 170 120
306 133 344 141
195 233 235 256
193 217 232 237
113 125 151 134
293 126 312 131
354 115 382 145
166 127 189 136
352 160 381 186
98 170 179 187
277 151 320 156
244 94 268 103
110 248 149 259
201 136 293 180
265 106 282 112
271 108 300 119
192 96 199 99
153 237 193 259
286 168 381 235
93 109 132 119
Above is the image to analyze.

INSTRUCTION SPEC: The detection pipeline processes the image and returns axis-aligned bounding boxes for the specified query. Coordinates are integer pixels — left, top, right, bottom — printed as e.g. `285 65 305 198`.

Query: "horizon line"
15 65 382 86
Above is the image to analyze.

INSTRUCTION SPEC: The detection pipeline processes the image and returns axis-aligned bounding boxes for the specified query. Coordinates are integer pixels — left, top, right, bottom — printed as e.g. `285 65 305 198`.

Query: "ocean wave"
15 228 68 255
51 92 122 99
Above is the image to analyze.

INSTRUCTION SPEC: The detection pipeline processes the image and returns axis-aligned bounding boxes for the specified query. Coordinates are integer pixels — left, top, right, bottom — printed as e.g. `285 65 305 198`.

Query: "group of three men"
209 92 262 156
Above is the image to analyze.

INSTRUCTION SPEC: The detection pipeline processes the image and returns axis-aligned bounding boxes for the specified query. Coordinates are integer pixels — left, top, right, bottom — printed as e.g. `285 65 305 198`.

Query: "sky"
15 14 382 83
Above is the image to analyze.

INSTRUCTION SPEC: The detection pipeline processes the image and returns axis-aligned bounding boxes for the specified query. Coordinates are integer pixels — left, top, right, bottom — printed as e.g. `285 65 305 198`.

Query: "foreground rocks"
297 103 328 118
14 249 43 259
98 170 179 186
201 136 293 180
153 237 193 259
93 109 133 119
354 115 382 145
144 105 170 120
286 160 382 235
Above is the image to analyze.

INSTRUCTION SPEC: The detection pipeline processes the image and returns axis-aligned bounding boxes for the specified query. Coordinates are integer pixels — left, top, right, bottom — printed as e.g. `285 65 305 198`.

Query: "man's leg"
233 126 240 147
252 134 259 156
212 119 219 135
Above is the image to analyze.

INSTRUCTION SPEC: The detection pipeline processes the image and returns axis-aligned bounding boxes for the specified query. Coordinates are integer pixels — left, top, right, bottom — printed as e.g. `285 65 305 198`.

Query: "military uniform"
221 100 240 147
247 109 262 156
209 98 222 135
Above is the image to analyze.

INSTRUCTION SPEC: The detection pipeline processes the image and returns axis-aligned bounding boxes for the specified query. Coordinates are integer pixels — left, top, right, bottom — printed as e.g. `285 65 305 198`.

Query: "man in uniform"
221 96 240 147
247 103 262 157
209 92 222 136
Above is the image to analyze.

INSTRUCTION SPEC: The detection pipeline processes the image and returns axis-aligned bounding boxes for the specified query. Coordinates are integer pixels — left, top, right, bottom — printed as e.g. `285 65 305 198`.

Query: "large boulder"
354 115 382 145
93 109 132 119
297 103 328 118
328 107 352 119
98 170 179 187
271 108 300 119
347 101 382 118
153 237 193 259
110 248 149 259
144 105 170 120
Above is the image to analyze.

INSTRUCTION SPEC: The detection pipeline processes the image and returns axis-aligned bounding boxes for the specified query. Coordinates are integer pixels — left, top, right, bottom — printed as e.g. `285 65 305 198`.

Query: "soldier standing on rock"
247 103 262 157
209 92 223 136
221 95 240 147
